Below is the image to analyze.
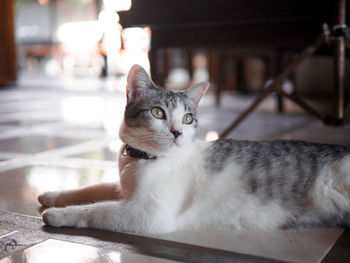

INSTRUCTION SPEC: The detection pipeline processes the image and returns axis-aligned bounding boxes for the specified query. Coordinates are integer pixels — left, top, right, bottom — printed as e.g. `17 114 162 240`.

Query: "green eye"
182 113 193 124
151 107 165 119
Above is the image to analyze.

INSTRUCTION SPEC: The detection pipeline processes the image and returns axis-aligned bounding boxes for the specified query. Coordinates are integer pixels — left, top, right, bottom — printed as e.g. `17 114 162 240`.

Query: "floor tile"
152 228 343 263
0 91 47 103
197 110 313 140
0 166 118 216
70 147 118 161
0 125 17 131
0 136 89 154
0 211 278 263
0 239 177 263
0 119 59 127
0 80 349 262
0 100 58 114
280 121 350 147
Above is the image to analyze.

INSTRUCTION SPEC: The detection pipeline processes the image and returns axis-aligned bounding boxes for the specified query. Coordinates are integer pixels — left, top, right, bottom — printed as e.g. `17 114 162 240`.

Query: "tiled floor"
2 238 178 263
0 77 350 262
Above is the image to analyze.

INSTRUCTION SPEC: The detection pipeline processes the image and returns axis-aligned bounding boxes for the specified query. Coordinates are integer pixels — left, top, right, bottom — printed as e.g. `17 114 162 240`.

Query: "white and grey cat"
39 64 350 234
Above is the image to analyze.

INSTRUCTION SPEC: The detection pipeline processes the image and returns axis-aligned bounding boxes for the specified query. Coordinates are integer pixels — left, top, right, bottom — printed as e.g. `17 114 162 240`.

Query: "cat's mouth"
173 137 183 147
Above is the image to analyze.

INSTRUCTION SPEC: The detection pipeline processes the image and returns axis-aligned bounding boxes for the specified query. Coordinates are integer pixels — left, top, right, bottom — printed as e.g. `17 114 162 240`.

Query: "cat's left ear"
126 64 155 103
185 81 209 107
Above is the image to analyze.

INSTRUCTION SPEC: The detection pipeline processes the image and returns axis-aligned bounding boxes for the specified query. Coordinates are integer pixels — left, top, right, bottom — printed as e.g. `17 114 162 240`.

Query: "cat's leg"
38 183 122 209
42 199 172 234
312 156 350 226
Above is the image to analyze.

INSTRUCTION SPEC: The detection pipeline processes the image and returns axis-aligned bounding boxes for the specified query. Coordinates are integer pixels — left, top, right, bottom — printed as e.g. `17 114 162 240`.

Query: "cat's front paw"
42 206 88 228
42 207 66 227
38 191 60 208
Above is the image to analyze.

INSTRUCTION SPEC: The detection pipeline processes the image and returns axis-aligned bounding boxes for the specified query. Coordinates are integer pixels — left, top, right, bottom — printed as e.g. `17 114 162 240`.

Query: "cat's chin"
120 135 195 157
158 142 193 157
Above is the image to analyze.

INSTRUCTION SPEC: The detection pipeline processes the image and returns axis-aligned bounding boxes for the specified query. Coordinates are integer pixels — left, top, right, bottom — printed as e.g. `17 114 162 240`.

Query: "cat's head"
119 64 208 156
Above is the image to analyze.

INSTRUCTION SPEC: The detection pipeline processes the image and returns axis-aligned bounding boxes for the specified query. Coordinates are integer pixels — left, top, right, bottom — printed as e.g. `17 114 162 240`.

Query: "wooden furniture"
0 0 16 85
119 0 349 137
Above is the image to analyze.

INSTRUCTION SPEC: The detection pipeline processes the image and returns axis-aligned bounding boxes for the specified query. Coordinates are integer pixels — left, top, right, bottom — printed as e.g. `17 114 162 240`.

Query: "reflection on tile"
153 227 344 263
0 136 88 154
0 166 118 216
0 100 58 114
0 239 176 263
0 125 17 132
60 96 125 137
0 90 49 103
70 147 118 161
0 120 58 126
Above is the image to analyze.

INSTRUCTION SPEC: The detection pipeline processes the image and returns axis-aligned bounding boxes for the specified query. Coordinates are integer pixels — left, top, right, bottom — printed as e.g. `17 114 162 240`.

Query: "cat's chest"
138 157 194 207
142 157 191 185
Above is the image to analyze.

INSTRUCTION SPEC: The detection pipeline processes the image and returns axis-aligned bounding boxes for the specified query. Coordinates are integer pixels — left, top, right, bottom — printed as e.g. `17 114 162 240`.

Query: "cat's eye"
182 113 193 124
151 107 165 119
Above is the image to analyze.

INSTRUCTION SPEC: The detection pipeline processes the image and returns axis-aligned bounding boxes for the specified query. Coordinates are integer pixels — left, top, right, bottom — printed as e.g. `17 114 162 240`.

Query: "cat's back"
201 139 350 223
202 139 350 201
204 139 350 173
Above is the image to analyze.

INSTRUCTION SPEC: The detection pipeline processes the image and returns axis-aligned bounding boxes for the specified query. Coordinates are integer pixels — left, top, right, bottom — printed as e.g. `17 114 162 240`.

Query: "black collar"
122 144 156 160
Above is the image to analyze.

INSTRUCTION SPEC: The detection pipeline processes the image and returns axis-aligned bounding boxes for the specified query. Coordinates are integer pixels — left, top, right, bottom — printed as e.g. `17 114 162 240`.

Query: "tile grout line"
0 230 18 239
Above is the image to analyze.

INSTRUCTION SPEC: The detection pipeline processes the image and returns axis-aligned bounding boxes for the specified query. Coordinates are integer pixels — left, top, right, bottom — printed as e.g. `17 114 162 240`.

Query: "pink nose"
170 128 182 139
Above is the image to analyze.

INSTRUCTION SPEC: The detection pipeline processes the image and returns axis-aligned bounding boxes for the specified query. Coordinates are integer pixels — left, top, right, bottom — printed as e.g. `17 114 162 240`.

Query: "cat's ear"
185 81 209 107
126 64 154 103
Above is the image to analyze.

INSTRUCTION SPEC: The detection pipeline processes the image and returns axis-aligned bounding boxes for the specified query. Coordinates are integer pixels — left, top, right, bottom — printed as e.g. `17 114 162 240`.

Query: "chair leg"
149 46 158 82
187 50 194 82
220 87 276 138
220 34 325 139
209 50 222 106
334 0 346 121
274 51 284 113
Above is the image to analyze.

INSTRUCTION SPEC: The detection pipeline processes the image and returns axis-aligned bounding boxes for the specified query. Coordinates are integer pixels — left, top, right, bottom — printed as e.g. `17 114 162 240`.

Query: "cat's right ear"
126 64 154 103
185 81 209 107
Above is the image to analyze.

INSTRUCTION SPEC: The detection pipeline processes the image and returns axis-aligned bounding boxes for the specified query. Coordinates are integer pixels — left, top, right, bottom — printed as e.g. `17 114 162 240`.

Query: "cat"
38 64 350 234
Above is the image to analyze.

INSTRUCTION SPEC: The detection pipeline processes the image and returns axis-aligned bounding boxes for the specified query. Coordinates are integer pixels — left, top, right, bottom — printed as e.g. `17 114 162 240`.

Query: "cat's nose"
170 128 182 139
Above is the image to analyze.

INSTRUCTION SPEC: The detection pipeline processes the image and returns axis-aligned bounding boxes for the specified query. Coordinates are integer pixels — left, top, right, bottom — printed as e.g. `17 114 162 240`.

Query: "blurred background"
0 0 348 103
9 0 214 91
0 0 348 110
13 0 149 85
